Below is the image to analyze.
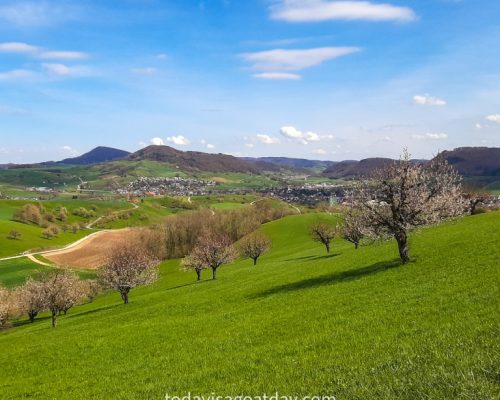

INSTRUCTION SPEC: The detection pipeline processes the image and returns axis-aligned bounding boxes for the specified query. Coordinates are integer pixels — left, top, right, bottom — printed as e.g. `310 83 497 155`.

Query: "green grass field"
0 212 498 399
0 257 54 287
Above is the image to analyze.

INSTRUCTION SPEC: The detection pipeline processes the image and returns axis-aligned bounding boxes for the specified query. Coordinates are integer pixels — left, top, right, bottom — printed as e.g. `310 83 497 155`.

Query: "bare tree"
82 280 100 303
40 270 84 328
339 210 368 250
462 186 492 215
17 278 46 323
239 232 272 266
349 150 464 264
0 286 17 329
190 232 236 280
311 222 336 253
181 254 207 281
7 229 21 240
99 242 159 304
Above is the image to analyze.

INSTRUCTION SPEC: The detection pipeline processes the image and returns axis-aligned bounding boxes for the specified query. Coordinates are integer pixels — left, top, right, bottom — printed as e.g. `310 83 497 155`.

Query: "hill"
0 212 498 398
322 158 393 178
322 147 500 179
440 147 500 177
243 157 336 170
59 146 130 165
128 145 262 173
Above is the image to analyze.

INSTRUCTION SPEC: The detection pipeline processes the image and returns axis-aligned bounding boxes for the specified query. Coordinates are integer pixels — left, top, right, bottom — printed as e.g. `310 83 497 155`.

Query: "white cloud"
42 63 71 76
201 139 215 149
131 67 158 75
412 133 448 140
270 0 416 23
280 126 330 144
0 42 38 53
413 94 447 106
245 143 255 148
61 145 79 156
0 42 89 60
39 51 88 60
253 72 302 80
256 134 280 144
157 53 168 60
241 47 360 72
475 123 482 130
486 114 500 123
41 63 93 77
313 149 327 155
150 137 165 146
166 135 190 145
0 69 35 81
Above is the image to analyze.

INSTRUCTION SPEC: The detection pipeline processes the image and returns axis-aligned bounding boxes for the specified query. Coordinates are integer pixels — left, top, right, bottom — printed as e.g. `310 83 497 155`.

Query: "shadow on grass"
66 303 122 320
285 253 341 262
253 259 401 298
13 315 52 328
164 279 212 292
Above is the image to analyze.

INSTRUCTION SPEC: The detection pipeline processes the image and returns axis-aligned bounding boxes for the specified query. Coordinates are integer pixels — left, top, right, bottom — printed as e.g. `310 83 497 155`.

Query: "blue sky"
0 0 499 163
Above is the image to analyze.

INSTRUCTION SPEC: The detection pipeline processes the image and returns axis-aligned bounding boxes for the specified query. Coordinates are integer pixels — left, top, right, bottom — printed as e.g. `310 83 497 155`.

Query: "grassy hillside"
0 199 133 257
0 212 498 399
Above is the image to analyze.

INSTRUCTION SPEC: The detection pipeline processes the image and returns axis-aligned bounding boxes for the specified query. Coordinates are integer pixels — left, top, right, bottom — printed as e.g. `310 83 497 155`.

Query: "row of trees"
311 209 368 253
181 231 272 280
0 271 98 329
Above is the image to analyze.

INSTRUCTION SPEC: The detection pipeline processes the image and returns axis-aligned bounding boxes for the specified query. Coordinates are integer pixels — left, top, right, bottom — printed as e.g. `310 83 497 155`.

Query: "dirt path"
0 230 112 263
86 202 139 229
27 254 53 267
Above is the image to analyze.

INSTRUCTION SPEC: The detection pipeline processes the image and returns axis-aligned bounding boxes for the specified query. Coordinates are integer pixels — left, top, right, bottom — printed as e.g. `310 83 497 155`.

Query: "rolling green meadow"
0 211 498 399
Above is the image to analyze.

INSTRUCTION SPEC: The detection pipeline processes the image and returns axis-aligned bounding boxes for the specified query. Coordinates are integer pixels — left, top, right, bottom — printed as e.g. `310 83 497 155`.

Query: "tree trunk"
212 267 217 280
120 289 129 304
28 311 37 323
354 242 359 250
196 269 201 281
51 311 57 328
395 231 410 264
325 241 330 253
253 257 258 266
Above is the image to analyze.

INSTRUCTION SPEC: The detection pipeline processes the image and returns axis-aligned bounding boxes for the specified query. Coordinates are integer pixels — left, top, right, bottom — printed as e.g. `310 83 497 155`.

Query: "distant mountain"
322 158 394 178
128 145 262 173
439 147 500 177
59 146 130 165
243 157 336 170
